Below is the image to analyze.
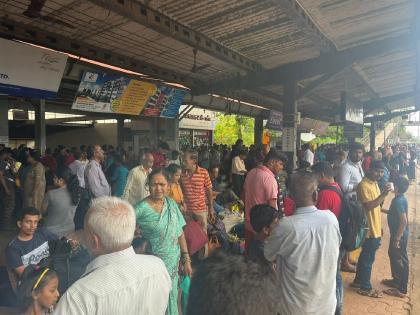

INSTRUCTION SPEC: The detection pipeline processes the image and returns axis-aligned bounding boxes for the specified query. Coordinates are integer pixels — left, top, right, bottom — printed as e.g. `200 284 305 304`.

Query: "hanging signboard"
0 38 67 99
266 110 283 131
72 71 187 117
179 106 216 130
344 123 364 138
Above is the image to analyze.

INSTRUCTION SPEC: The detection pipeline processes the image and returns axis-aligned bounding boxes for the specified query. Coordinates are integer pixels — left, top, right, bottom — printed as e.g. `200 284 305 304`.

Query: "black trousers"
388 234 409 294
231 174 245 197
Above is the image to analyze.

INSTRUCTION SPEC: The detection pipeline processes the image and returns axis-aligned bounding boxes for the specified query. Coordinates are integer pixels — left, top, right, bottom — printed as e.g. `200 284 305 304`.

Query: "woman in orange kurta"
166 164 186 213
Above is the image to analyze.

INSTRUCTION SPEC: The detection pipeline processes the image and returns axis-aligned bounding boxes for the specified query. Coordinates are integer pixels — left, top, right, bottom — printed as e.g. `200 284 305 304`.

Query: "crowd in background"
0 139 418 315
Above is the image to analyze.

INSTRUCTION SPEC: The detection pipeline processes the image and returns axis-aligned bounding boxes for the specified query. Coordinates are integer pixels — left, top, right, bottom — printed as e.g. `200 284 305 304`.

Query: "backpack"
43 238 91 294
319 185 368 251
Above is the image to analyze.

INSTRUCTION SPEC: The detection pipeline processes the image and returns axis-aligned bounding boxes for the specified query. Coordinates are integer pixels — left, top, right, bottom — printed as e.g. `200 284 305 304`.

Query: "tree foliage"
214 113 255 146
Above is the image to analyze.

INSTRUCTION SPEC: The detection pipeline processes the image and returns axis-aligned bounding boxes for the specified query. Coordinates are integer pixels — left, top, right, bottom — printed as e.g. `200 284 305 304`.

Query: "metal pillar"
254 117 264 147
0 98 9 146
369 123 376 153
34 99 46 154
117 118 124 148
282 80 298 169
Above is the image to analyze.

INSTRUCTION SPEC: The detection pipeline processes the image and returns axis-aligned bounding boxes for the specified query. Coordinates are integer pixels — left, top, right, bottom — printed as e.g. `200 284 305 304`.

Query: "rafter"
87 0 261 73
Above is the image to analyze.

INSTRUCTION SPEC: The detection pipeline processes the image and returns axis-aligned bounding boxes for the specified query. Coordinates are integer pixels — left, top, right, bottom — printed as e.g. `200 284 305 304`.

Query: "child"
17 264 60 315
382 176 410 298
249 204 279 269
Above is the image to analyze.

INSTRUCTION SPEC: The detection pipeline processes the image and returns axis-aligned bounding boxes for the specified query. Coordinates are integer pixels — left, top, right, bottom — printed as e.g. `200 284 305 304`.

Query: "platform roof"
0 0 418 121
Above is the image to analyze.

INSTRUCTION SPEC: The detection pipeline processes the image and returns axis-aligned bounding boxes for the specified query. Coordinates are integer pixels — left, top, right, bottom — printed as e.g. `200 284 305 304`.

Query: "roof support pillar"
282 80 298 169
117 118 125 149
0 97 9 147
34 99 46 155
254 117 263 147
369 123 376 153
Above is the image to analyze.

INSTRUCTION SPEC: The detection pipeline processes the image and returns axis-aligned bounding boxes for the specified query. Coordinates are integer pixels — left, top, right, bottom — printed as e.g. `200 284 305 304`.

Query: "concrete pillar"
34 99 46 154
0 98 9 146
117 118 124 148
369 122 376 153
254 117 263 147
282 80 298 169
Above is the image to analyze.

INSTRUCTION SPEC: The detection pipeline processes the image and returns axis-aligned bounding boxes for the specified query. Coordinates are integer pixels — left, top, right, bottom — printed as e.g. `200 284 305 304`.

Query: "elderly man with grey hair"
55 197 171 315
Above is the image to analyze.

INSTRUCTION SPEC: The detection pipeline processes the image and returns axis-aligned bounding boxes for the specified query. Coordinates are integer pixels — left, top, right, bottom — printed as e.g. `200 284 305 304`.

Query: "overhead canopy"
0 0 418 121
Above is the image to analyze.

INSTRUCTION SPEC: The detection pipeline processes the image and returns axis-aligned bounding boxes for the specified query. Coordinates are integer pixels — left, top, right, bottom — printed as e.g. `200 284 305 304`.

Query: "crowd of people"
0 139 417 315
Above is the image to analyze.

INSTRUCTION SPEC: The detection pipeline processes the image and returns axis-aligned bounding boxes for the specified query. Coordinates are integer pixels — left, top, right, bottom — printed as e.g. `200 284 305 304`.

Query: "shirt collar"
294 205 318 215
83 247 136 277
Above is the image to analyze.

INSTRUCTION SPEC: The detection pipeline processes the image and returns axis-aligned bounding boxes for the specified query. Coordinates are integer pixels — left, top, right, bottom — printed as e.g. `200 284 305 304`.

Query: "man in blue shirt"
382 176 410 298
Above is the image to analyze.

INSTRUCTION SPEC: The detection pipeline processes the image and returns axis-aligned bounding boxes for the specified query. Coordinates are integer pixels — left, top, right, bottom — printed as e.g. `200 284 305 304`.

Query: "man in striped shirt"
180 149 215 232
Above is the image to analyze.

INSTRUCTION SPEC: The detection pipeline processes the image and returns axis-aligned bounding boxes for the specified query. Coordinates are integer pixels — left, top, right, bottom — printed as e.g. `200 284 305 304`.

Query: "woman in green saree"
135 168 192 315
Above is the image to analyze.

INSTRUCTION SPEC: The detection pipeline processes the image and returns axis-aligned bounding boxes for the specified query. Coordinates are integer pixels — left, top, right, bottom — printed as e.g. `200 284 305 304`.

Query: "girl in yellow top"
166 164 186 213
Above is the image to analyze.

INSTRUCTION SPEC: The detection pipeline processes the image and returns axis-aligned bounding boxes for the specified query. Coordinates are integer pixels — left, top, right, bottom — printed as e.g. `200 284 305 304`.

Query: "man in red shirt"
312 161 342 218
180 149 215 232
152 142 170 169
312 161 344 315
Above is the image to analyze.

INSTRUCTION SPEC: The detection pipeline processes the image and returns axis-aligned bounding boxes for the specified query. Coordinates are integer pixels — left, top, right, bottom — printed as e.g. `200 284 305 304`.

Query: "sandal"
358 288 383 298
341 264 357 273
383 288 406 298
381 278 399 288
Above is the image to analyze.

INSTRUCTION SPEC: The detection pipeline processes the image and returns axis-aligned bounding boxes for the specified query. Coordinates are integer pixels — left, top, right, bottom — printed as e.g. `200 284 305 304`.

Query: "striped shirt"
54 247 171 315
180 166 212 213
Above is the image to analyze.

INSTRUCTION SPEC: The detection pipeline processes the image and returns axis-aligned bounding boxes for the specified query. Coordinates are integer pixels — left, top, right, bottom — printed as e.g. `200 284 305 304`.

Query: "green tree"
214 113 255 146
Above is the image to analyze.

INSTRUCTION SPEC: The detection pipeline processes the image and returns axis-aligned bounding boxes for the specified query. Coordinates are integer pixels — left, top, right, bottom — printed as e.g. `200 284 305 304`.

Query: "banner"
72 71 187 117
266 110 283 131
0 38 67 99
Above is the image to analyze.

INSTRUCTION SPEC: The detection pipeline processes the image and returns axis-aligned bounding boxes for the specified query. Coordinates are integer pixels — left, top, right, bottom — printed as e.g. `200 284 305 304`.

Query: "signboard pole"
117 118 124 148
254 117 263 146
369 123 376 153
0 97 9 146
34 99 46 155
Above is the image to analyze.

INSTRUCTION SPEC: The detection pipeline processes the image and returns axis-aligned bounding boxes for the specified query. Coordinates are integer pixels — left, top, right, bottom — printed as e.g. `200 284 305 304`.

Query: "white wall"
46 123 118 148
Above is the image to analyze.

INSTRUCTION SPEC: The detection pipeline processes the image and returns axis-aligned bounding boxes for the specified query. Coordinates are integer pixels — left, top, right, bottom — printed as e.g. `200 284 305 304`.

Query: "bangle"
181 255 191 265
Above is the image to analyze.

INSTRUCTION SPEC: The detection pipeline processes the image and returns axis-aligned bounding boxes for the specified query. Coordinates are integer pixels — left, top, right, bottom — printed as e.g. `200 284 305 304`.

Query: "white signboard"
282 127 296 152
0 38 67 98
179 106 215 130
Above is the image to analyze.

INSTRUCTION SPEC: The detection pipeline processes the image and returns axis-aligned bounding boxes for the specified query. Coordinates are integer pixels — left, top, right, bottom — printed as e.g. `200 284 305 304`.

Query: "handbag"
183 220 208 256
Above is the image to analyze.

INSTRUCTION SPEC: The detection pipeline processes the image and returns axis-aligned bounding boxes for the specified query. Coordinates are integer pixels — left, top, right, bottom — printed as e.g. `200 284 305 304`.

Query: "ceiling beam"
194 33 414 95
351 64 379 99
296 71 341 99
87 0 261 73
278 0 336 52
364 91 417 114
0 18 198 88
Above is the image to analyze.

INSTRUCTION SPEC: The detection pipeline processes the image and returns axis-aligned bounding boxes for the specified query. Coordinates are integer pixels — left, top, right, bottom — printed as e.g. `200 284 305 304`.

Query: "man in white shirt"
231 149 247 196
55 196 171 315
337 142 365 197
302 143 314 166
122 151 154 205
69 150 87 188
84 145 111 197
265 171 341 315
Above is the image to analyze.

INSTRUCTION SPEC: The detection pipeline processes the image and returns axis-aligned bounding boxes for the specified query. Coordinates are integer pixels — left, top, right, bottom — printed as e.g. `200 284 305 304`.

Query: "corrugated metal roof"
0 0 417 119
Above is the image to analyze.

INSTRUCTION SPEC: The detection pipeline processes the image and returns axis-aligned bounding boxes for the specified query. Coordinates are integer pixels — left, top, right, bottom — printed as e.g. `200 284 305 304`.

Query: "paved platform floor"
342 179 419 315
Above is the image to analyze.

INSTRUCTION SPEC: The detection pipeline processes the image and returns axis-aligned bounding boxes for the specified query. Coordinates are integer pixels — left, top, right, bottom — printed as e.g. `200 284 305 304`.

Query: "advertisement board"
72 71 187 117
266 110 283 131
179 106 216 130
0 38 67 99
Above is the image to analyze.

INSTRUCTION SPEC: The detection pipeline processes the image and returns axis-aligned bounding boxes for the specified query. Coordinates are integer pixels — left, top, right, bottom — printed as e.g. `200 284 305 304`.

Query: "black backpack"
42 238 91 294
319 185 368 251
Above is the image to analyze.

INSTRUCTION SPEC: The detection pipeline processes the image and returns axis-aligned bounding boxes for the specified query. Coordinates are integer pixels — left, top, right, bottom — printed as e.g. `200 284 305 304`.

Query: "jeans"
335 248 346 315
354 238 381 290
388 234 409 294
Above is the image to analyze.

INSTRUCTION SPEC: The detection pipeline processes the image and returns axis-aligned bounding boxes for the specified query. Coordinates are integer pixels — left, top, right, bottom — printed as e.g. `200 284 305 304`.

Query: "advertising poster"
72 71 187 117
0 38 67 99
266 110 283 131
